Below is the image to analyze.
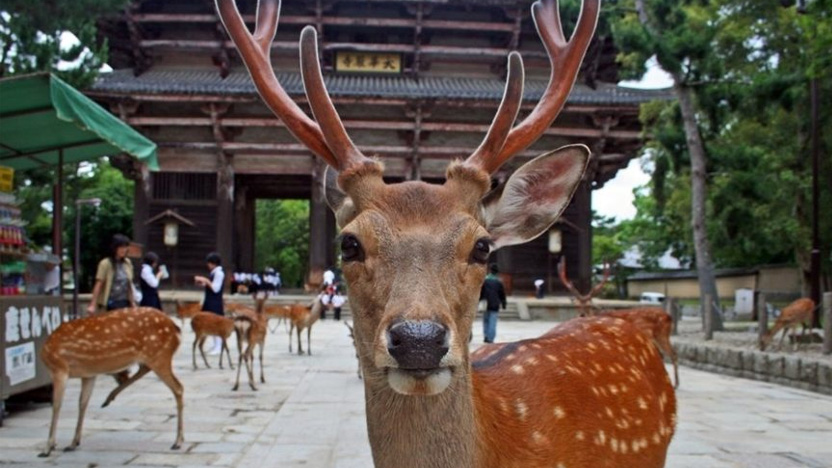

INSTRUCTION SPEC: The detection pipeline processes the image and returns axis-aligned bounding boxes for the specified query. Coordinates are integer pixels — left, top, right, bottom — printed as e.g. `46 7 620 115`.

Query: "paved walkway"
2 319 831 468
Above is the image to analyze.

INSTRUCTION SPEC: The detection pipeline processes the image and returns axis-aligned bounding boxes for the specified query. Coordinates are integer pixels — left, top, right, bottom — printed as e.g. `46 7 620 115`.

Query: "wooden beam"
126 116 642 139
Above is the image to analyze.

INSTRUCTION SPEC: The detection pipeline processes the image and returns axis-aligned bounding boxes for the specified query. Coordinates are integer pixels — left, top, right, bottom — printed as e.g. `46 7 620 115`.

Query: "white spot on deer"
524 357 538 366
631 440 641 453
511 365 525 375
608 384 619 395
575 431 585 441
545 354 559 363
610 438 619 453
620 440 629 454
652 433 661 445
595 430 606 446
605 407 614 418
506 353 517 361
515 400 528 420
532 431 547 445
553 406 566 419
556 463 566 468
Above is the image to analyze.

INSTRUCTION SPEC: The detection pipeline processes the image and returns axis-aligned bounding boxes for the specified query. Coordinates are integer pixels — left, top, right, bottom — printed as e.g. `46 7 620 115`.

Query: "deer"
760 297 816 351
288 300 323 355
190 311 236 370
39 307 184 456
216 0 675 466
263 302 292 333
175 300 202 326
232 299 268 390
559 257 679 388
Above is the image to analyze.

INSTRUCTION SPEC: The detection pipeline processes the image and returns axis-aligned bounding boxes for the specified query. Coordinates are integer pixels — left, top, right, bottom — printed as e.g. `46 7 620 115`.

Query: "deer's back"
471 317 675 468
42 307 181 377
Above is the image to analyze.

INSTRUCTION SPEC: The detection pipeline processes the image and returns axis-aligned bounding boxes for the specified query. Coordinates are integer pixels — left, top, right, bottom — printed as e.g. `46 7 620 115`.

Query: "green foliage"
255 200 310 288
607 0 832 281
0 0 128 87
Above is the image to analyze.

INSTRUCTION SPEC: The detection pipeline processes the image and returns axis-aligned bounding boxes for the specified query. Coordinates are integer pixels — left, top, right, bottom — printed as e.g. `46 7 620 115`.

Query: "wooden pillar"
309 159 330 278
235 186 255 273
132 163 151 249
574 180 593 294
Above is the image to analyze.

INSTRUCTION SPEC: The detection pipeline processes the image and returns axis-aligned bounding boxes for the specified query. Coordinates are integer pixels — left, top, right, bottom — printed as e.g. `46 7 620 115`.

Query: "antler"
466 0 601 174
557 257 588 305
587 261 611 298
215 0 370 172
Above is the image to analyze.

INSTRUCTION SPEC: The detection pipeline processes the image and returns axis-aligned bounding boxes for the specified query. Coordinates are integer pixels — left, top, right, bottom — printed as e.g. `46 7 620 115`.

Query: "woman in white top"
139 251 165 310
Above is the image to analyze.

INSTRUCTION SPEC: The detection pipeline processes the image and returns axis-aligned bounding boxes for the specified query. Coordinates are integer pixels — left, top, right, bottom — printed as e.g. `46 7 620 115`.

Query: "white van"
639 292 666 305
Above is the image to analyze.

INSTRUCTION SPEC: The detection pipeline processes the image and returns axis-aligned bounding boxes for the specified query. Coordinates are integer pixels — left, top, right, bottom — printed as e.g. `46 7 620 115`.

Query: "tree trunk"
673 78 723 331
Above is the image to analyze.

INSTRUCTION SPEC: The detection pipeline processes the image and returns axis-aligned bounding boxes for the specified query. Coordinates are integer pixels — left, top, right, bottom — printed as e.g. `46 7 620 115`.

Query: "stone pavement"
2 319 831 468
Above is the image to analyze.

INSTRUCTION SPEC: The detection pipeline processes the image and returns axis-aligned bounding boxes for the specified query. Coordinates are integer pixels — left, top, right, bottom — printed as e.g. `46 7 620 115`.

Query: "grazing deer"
263 302 292 333
217 0 675 466
288 300 323 355
345 321 363 379
557 256 611 317
760 297 816 351
232 300 268 390
39 307 184 456
190 312 235 370
559 258 679 388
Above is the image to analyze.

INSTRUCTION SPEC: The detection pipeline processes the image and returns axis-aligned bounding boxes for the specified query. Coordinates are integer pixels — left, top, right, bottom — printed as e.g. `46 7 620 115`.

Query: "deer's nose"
387 320 449 369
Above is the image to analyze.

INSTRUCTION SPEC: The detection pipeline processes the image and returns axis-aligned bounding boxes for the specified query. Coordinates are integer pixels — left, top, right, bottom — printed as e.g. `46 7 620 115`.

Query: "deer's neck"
364 370 478 468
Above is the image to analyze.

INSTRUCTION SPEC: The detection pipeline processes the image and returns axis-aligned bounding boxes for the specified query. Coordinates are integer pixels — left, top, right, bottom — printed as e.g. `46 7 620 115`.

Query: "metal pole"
73 205 81 318
823 292 831 355
809 76 821 328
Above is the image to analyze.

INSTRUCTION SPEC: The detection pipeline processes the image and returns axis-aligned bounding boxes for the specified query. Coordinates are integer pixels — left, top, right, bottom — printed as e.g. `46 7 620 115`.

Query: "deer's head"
217 0 599 396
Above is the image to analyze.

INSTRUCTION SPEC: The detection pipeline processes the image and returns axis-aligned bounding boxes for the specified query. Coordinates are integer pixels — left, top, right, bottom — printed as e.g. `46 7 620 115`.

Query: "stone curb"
675 341 832 396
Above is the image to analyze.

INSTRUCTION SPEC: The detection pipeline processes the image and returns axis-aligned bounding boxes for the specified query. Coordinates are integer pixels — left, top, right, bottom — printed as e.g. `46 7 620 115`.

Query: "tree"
611 0 724 329
255 200 310 288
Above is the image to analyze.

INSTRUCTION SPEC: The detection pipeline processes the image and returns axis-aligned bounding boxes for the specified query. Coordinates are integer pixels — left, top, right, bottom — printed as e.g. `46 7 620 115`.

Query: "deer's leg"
149 361 184 450
65 376 96 451
297 327 304 355
102 365 151 408
192 336 199 370
288 324 294 353
777 327 789 350
39 371 68 457
199 336 211 369
245 344 257 391
232 332 245 391
307 326 312 355
223 338 234 370
258 342 265 383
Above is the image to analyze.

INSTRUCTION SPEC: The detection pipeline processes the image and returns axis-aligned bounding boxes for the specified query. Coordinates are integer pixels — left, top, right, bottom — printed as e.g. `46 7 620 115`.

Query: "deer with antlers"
760 297 815 351
216 0 675 465
38 307 184 456
559 257 679 388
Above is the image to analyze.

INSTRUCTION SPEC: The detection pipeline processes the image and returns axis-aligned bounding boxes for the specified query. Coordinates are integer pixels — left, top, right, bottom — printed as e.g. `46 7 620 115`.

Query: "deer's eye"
340 234 364 262
471 238 491 264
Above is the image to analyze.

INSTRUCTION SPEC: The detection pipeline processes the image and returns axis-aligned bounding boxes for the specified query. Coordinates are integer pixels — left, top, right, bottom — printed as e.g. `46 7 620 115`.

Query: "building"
89 0 671 292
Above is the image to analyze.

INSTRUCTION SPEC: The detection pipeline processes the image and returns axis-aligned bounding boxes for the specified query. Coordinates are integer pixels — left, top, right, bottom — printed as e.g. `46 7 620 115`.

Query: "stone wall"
675 341 832 396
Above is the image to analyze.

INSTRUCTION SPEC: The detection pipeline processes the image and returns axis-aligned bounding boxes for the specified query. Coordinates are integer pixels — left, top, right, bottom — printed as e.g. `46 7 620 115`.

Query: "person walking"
139 251 166 310
87 234 137 314
479 263 506 343
195 252 225 354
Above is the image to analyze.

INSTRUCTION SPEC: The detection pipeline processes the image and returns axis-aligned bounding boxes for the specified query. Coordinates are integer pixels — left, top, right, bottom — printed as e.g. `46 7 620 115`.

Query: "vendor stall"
0 73 157 422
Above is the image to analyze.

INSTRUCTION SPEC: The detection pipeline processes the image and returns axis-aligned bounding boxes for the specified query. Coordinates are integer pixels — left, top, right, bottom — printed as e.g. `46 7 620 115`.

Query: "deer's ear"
484 144 589 249
323 166 357 228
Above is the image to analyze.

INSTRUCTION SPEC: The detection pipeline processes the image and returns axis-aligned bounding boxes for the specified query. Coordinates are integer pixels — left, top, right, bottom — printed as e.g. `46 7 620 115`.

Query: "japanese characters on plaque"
335 52 402 73
4 303 62 385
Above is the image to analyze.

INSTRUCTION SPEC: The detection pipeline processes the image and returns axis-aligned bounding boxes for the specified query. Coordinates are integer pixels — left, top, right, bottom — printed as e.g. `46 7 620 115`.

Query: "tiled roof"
92 69 673 106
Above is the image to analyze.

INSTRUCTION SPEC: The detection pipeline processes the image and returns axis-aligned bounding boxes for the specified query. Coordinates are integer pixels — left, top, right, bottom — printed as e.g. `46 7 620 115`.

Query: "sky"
593 60 673 222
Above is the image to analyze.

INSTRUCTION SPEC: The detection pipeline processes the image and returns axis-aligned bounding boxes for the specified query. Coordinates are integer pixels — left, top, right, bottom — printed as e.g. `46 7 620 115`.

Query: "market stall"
0 73 157 421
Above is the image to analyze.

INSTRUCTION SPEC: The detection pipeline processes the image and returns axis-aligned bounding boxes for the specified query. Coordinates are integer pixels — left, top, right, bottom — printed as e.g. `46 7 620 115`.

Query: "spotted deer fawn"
559 257 679 388
232 301 267 390
39 307 184 456
217 0 675 466
190 312 235 370
760 297 816 351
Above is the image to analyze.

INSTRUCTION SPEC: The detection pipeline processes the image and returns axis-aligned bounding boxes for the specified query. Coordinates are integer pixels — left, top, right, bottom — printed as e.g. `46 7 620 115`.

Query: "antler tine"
300 27 370 172
465 52 525 173
557 257 583 299
490 0 601 172
587 262 611 298
215 0 338 166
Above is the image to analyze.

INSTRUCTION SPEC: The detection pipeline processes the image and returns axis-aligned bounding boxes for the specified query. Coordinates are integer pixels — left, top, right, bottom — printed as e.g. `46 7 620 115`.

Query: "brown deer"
559 258 679 388
190 312 236 370
217 0 675 466
263 302 292 333
39 307 184 456
760 297 816 351
557 256 611 316
288 300 323 355
232 300 268 390
175 300 202 326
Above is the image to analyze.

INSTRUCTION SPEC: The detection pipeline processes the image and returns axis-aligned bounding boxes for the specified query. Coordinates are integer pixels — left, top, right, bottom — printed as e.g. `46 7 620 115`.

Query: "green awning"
0 73 158 171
